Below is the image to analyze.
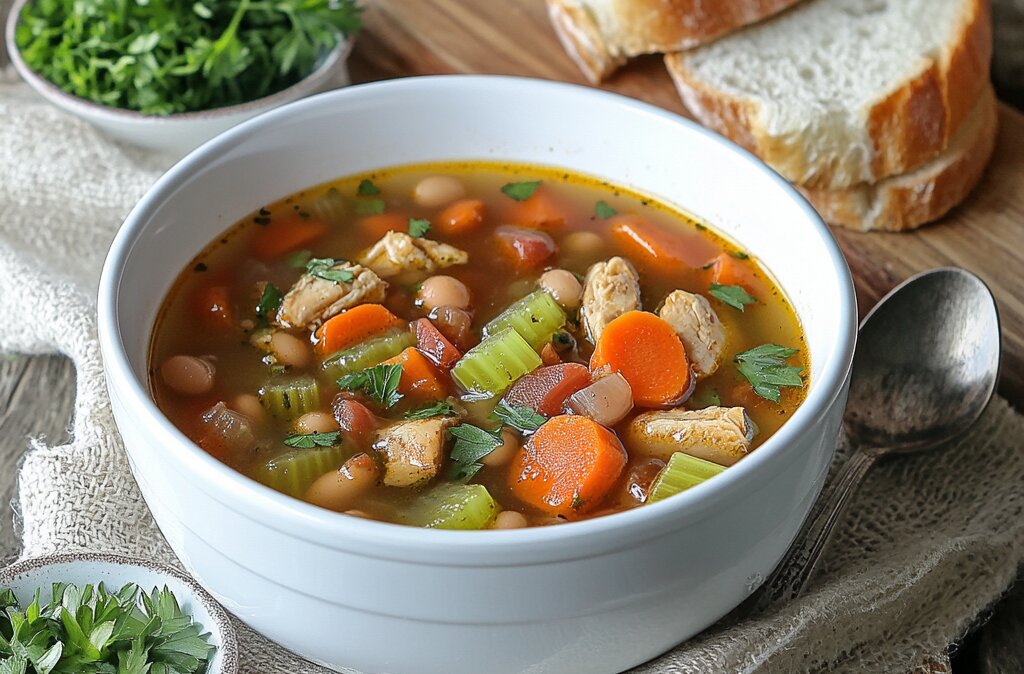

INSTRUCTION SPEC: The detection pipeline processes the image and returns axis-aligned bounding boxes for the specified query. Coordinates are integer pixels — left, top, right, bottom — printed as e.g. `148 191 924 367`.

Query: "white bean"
538 269 583 311
305 454 380 512
418 275 471 312
561 231 605 262
270 331 311 369
160 355 215 396
493 510 528 529
231 393 267 423
294 411 340 434
413 175 466 208
481 429 520 467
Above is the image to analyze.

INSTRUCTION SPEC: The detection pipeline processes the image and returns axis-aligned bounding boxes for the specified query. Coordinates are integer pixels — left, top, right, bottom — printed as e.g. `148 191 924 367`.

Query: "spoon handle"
742 446 883 615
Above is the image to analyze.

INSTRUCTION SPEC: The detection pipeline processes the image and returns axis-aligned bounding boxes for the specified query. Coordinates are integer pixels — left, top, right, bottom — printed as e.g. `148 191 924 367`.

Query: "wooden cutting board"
349 0 1024 405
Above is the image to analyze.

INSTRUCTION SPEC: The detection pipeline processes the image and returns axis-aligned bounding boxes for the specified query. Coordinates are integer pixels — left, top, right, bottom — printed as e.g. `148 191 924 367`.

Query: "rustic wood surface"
0 0 1021 672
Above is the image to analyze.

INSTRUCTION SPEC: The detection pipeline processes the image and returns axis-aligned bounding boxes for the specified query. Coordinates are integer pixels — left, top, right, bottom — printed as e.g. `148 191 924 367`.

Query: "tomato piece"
495 225 556 270
503 363 591 417
414 318 463 370
332 396 378 448
193 285 234 329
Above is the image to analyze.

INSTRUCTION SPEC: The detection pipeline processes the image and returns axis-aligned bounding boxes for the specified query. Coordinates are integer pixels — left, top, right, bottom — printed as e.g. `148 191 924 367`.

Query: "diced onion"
565 372 633 426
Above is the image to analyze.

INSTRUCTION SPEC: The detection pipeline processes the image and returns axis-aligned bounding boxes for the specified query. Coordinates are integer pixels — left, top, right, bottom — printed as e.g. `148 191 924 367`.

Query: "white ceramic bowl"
0 552 238 673
98 75 857 674
4 0 351 156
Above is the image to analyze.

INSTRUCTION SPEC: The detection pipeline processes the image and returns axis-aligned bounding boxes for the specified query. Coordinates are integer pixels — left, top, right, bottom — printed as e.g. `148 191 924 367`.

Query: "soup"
150 162 808 529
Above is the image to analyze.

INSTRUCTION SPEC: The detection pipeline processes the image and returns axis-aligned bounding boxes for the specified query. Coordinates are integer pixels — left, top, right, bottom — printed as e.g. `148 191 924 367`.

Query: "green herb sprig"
446 424 503 482
709 283 756 311
337 363 404 408
306 258 354 284
734 344 803 403
490 401 545 434
500 181 541 202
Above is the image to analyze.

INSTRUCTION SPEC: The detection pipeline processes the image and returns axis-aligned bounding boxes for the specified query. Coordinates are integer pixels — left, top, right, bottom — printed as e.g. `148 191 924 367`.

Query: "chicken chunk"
372 416 458 487
580 256 641 343
357 231 468 279
624 407 756 467
658 290 726 378
276 262 386 329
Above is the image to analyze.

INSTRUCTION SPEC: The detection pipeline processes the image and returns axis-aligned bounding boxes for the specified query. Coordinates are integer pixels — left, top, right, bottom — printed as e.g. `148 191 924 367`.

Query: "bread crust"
665 0 993 189
799 87 997 232
547 0 802 82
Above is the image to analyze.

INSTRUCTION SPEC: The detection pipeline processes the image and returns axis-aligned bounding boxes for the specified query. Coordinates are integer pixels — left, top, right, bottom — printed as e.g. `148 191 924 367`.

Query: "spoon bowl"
845 268 1001 451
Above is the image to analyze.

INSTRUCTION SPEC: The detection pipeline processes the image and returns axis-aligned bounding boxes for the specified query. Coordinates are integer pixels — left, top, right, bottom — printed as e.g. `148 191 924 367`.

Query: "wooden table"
1 1 1022 671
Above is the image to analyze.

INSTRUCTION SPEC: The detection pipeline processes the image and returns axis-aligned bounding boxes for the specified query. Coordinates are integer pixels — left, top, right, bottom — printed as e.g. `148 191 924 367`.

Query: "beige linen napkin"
1 73 1023 673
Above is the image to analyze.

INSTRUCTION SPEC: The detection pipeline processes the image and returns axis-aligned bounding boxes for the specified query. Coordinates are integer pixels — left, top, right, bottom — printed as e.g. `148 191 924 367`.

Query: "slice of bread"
546 0 803 82
799 85 997 231
665 0 992 190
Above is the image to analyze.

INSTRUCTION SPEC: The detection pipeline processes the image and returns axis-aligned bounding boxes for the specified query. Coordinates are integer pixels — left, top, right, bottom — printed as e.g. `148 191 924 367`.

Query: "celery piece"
482 290 566 350
647 452 725 504
256 445 349 498
259 375 320 421
398 483 498 530
321 328 414 381
452 327 542 397
308 187 346 224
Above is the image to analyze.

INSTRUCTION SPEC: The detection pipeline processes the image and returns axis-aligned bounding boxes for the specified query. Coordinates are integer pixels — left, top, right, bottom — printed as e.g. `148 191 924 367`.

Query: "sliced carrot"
707 253 767 296
193 284 234 329
503 363 591 416
314 304 403 356
540 342 561 366
504 187 568 231
609 214 721 273
250 216 329 260
510 415 627 517
382 347 450 402
494 225 556 270
413 318 463 370
436 199 485 236
358 213 407 239
590 311 693 408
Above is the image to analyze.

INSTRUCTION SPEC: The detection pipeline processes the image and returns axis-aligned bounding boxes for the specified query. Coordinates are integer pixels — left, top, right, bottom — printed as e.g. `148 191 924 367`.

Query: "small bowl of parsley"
0 552 238 673
5 0 361 155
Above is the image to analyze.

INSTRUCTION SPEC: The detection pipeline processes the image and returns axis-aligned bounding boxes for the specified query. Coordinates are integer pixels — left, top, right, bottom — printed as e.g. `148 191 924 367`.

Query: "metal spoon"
744 267 1001 614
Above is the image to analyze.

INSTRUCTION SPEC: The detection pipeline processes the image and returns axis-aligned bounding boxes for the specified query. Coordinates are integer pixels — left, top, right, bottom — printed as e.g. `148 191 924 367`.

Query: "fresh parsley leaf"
284 431 341 448
405 400 455 420
306 257 354 284
447 424 503 482
408 217 431 238
734 344 803 403
448 461 483 483
500 180 542 202
337 363 404 408
357 178 381 196
256 283 282 318
355 198 386 216
286 249 312 268
730 250 750 260
490 401 545 433
709 283 756 311
690 387 722 409
594 200 617 219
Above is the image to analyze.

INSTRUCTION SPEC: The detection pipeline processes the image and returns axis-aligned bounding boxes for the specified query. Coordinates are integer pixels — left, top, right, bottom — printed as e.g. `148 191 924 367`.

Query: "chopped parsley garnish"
193 262 207 272
256 282 282 318
306 257 354 284
594 200 617 219
490 401 545 433
734 344 803 403
408 217 431 238
446 423 503 482
730 250 750 260
500 180 542 202
709 283 756 311
284 431 341 448
355 198 386 216
405 400 455 420
286 249 313 268
337 363 404 408
357 178 381 196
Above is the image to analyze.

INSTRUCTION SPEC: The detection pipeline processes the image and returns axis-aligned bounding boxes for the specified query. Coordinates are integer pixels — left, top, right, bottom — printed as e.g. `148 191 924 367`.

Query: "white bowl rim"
0 551 239 673
4 0 350 123
98 74 857 564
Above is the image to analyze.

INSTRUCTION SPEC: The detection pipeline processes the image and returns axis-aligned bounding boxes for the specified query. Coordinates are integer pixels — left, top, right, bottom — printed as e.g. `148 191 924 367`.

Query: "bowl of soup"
98 75 856 674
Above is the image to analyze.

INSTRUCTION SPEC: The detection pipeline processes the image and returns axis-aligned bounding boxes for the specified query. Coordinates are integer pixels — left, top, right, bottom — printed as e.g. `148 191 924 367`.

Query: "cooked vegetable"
436 199 486 236
503 363 591 417
358 213 408 238
647 452 725 503
451 328 542 397
14 0 362 115
494 225 557 269
428 305 475 350
418 275 471 312
193 284 234 329
308 188 347 224
321 328 414 380
196 401 256 461
259 375 320 420
374 416 455 487
590 311 694 407
510 415 627 518
257 444 349 497
0 582 215 674
610 214 721 272
504 186 567 230
396 483 498 529
482 290 566 350
332 396 378 447
706 252 766 295
251 216 329 260
414 318 463 370
337 362 405 408
305 453 381 512
314 304 403 356
564 372 633 426
381 347 450 402
658 289 726 378
734 344 803 403
625 407 756 466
